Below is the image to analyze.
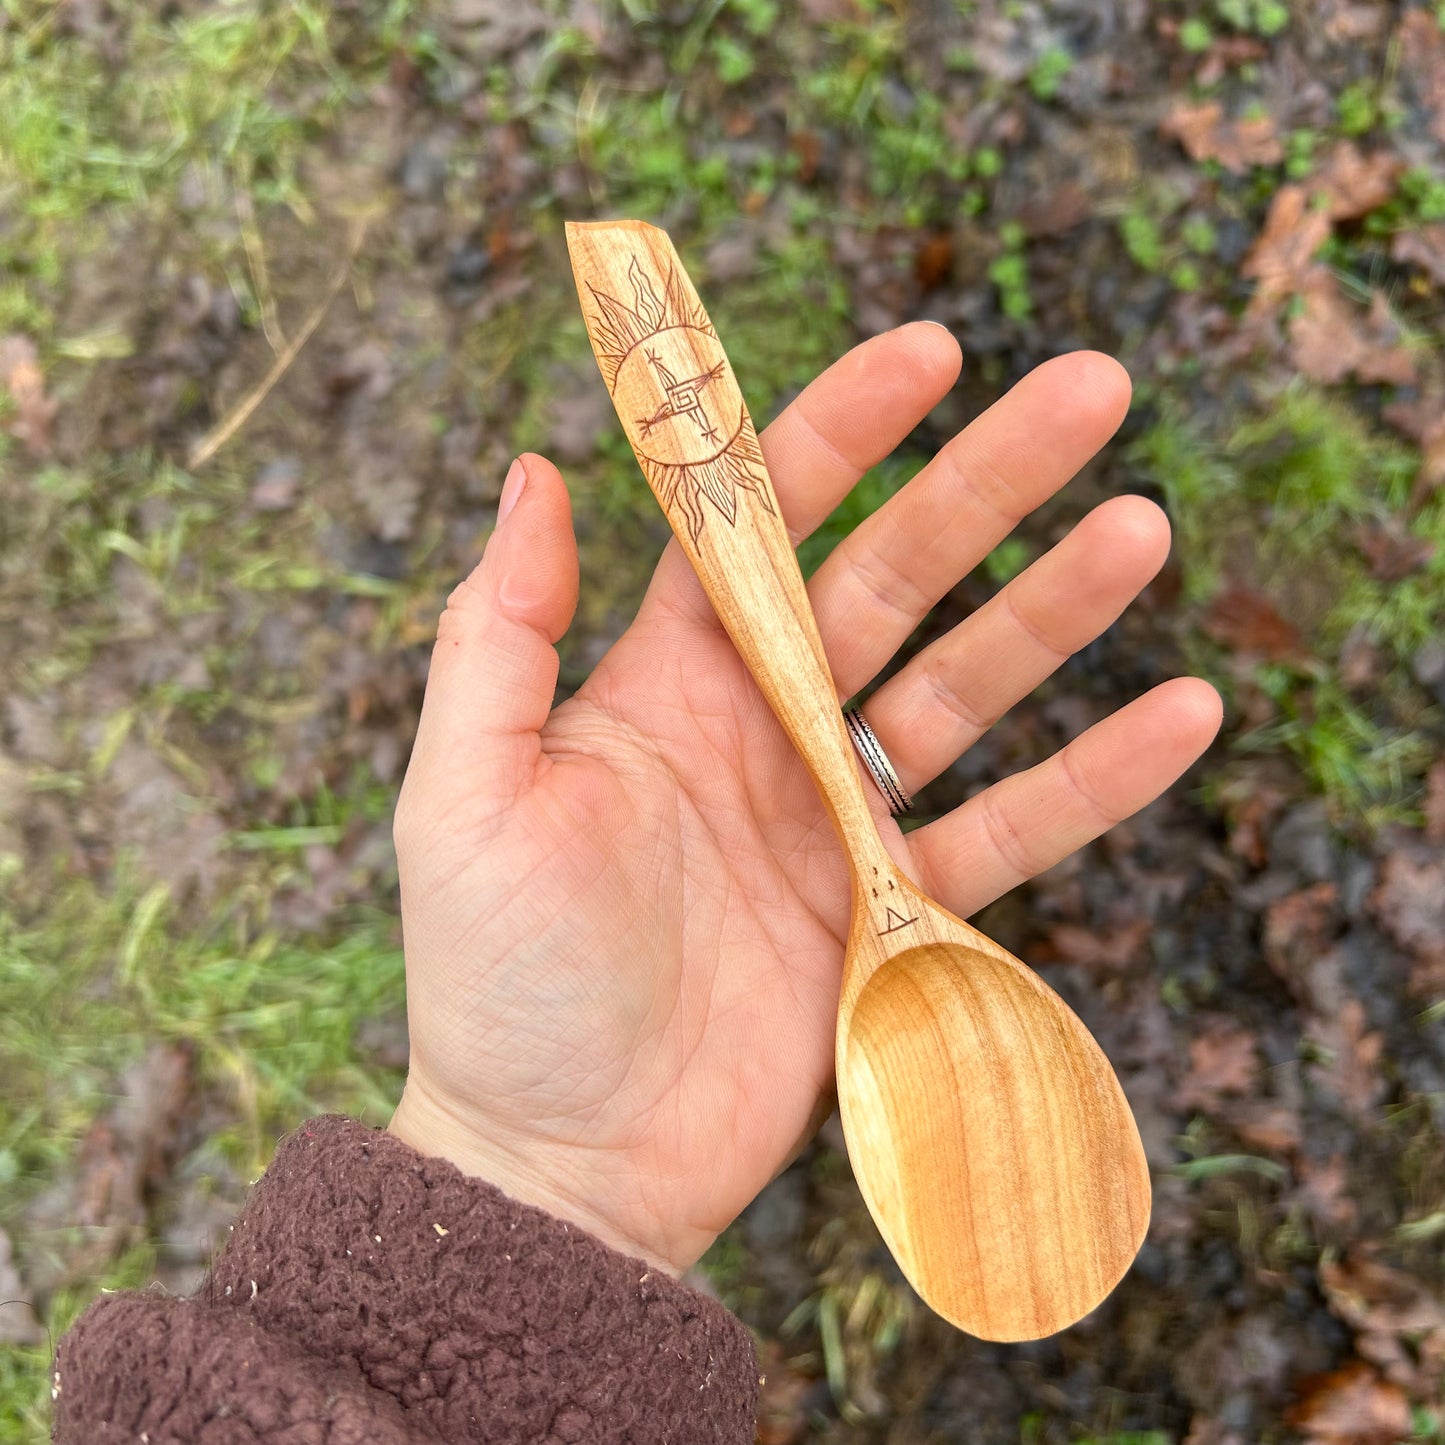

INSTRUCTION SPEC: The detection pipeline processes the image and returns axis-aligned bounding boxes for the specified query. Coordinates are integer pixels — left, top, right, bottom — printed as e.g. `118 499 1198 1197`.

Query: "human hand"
387 325 1222 1275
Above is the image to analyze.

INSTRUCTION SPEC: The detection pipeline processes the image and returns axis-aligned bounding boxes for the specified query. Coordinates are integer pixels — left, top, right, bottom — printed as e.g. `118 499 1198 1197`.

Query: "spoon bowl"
567 218 1151 1339
838 882 1150 1340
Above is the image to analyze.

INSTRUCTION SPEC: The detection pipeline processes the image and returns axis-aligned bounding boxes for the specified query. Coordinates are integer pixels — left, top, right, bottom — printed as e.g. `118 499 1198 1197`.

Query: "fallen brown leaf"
789 130 822 185
914 232 954 290
0 750 24 859
1381 392 1442 445
1424 761 1445 844
1177 1312 1296 1412
1391 224 1445 286
1046 917 1151 972
722 106 756 140
108 739 227 900
1218 765 1292 868
1289 275 1417 387
81 1044 192 1226
1161 101 1284 173
1375 393 1445 505
1353 519 1436 581
1242 186 1333 312
0 1228 43 1346
1177 1021 1261 1112
800 0 865 19
1339 625 1382 689
1203 585 1306 660
1382 392 1445 501
0 334 59 458
1324 2 1389 42
445 0 546 54
1183 1421 1245 1445
66 1044 193 1280
1311 142 1402 221
1015 181 1093 238
1291 1153 1358 1231
755 1342 816 1445
1357 292 1418 385
1264 882 1340 1005
1193 35 1267 89
1285 1360 1411 1445
1308 998 1385 1122
1369 849 1445 980
1320 1254 1445 1394
1227 1099 1304 1155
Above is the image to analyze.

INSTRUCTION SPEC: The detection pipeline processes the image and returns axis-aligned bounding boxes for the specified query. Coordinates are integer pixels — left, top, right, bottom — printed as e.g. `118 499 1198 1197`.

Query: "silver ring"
843 708 912 817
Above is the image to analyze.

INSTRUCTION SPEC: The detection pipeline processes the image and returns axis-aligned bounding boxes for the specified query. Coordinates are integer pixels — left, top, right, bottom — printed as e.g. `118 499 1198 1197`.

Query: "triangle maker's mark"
879 906 917 936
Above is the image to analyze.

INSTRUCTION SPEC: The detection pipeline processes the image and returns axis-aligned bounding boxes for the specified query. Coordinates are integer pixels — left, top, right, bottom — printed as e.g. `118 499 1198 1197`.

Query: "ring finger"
809 350 1132 700
860 494 1171 797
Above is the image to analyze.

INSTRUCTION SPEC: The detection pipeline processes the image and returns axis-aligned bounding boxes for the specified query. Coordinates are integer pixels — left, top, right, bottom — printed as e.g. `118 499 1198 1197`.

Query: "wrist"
387 1078 688 1277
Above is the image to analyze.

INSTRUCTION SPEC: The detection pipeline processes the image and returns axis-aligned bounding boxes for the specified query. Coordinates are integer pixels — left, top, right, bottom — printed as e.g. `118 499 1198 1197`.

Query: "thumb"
407 453 579 805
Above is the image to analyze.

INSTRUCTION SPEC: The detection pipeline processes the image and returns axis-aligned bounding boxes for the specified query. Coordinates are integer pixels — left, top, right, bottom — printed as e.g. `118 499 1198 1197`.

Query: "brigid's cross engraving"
582 254 774 544
636 350 726 442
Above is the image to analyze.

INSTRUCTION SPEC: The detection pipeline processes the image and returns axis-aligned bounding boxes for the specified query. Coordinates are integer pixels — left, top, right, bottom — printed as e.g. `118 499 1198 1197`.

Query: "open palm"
388 325 1221 1274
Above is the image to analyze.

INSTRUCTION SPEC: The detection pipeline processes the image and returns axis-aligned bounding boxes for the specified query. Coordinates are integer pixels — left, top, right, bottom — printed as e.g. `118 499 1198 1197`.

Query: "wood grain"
841 943 1150 1339
564 219 881 866
566 219 1151 1341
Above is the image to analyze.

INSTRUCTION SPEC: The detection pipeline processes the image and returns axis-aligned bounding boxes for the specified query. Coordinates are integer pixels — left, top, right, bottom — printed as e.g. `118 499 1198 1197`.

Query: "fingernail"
919 319 952 332
497 457 527 524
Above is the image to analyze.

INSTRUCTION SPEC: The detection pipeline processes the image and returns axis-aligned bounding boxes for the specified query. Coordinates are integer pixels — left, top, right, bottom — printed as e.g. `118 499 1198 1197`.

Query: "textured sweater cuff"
59 1114 758 1445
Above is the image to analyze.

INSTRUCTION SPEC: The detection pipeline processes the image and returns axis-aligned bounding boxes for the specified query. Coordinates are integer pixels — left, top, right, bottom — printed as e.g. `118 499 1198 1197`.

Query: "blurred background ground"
2 0 1444 1440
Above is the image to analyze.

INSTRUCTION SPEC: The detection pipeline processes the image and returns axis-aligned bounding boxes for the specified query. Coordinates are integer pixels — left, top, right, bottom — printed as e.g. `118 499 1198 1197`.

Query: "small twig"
235 183 287 353
188 216 369 472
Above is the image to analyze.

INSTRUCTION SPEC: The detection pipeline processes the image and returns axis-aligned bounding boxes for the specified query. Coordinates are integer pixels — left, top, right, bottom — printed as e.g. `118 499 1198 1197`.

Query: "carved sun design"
585 256 773 544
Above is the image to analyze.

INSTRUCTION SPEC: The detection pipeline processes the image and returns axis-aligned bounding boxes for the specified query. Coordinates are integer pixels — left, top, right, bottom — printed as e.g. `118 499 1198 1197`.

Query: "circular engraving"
615 324 739 468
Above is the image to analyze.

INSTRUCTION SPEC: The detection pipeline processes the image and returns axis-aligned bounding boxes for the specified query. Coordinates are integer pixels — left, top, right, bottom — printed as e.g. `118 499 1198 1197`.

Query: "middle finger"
808 350 1132 699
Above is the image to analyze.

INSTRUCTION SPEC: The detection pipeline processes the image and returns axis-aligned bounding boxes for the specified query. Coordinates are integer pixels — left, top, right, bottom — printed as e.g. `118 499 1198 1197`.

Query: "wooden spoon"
566 219 1150 1342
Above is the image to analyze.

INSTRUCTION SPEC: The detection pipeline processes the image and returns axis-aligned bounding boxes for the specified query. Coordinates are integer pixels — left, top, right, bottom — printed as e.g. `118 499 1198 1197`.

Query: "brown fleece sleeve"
54 1115 759 1444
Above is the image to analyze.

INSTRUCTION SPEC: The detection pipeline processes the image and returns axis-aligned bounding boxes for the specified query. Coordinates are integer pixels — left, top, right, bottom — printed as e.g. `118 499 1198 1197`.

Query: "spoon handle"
566 220 883 858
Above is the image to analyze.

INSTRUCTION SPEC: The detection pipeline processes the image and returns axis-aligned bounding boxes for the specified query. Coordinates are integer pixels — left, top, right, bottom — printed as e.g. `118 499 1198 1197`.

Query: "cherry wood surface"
566 219 1151 1341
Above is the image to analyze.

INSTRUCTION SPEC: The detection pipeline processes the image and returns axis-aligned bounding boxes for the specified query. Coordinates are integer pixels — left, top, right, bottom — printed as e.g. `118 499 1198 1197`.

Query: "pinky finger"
910 678 1223 920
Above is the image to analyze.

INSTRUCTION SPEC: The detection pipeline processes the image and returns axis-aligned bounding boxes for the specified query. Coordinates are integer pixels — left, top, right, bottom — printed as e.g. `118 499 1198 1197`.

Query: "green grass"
988 222 1034 320
0 866 405 1190
1214 0 1290 36
1129 384 1443 823
0 1244 157 1443
3 0 1445 1435
0 867 405 1440
0 2 408 332
1028 45 1074 102
1170 1152 1288 1183
796 454 918 578
1414 1406 1445 1444
1021 1419 1173 1445
1076 1436 1172 1445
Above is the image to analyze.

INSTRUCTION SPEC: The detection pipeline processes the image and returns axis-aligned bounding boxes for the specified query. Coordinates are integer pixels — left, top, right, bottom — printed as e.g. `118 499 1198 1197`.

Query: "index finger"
762 321 962 541
640 321 962 628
